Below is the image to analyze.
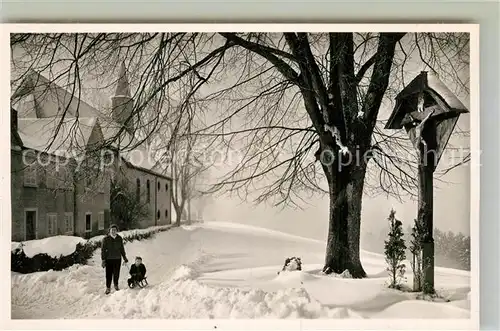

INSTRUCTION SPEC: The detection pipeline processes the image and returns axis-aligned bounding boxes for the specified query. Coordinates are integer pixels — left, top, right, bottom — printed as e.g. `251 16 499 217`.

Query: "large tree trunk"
323 163 367 278
173 199 185 227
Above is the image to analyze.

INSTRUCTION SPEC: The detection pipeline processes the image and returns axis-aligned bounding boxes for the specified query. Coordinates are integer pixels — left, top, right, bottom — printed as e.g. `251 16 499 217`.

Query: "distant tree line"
363 222 470 271
403 225 471 271
428 227 470 271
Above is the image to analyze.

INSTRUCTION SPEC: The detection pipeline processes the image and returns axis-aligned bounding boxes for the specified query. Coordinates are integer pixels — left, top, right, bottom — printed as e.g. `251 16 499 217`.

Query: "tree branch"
354 53 377 85
220 33 300 83
363 33 406 129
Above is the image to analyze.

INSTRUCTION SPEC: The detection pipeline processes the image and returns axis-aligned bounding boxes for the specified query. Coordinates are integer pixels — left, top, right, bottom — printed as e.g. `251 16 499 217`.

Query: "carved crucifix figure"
417 91 425 113
402 108 436 149
413 109 435 148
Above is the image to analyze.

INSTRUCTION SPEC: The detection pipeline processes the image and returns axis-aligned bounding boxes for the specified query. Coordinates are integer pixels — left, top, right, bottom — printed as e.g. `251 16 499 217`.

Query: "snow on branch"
324 124 349 155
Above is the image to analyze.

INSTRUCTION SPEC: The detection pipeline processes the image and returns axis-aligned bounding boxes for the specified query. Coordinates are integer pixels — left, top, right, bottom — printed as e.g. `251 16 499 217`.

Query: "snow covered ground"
11 222 473 322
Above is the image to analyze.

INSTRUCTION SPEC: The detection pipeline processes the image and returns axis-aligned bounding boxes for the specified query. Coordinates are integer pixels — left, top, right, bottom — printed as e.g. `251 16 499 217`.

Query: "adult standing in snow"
101 224 128 294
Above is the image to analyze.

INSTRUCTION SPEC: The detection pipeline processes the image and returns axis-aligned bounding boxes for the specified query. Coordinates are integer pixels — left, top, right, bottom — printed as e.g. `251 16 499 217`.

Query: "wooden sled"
128 277 148 289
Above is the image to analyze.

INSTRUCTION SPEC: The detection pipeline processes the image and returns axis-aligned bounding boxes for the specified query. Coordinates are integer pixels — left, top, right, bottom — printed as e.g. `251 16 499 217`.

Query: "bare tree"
168 130 204 226
10 32 470 277
158 104 212 226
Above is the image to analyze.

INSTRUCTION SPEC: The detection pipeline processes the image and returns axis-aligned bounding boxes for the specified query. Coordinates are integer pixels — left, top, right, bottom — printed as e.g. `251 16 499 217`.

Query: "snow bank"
119 225 174 239
87 225 174 244
11 236 87 258
95 265 361 319
171 265 200 281
12 224 176 259
372 300 470 319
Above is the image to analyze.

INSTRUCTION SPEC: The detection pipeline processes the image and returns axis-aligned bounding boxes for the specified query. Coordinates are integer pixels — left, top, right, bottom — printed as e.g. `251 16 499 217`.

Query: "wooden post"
418 120 437 294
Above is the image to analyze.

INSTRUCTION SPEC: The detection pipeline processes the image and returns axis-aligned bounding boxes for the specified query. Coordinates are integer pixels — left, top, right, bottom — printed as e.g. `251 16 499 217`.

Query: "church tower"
111 62 135 135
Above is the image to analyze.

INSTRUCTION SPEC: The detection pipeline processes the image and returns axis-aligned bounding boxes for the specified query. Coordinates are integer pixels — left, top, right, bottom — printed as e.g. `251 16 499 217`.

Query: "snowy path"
12 226 206 319
11 222 472 319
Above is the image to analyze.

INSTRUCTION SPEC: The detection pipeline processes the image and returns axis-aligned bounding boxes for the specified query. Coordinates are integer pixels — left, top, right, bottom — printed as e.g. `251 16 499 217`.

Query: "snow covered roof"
17 117 97 158
12 70 101 119
385 71 469 130
12 70 170 179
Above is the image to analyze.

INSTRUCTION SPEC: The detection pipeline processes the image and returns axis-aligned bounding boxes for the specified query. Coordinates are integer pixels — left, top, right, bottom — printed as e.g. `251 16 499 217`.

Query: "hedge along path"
11 224 180 274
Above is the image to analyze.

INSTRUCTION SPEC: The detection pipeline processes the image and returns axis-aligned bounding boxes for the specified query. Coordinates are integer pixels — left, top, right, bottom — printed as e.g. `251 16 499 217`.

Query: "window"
57 167 64 189
146 180 151 203
98 173 106 193
85 213 92 232
157 182 160 191
157 210 160 220
136 178 141 202
46 165 55 189
165 183 169 192
98 212 105 230
64 212 74 234
99 179 105 193
47 213 58 236
165 209 168 219
61 167 74 191
24 162 38 187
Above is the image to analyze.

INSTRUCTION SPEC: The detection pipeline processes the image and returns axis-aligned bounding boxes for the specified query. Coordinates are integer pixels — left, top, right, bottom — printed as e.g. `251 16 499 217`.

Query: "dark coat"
129 263 147 278
101 234 127 261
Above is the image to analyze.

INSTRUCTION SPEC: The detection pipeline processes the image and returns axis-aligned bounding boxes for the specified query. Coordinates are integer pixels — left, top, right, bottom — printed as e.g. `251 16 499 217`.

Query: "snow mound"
100 278 353 319
181 225 199 231
373 300 470 319
12 236 87 258
327 269 353 279
171 265 199 281
273 270 318 288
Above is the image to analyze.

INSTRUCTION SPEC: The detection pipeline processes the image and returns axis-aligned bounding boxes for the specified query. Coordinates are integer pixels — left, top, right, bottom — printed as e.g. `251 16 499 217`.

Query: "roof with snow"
11 68 170 179
385 71 469 130
17 117 97 158
12 70 101 119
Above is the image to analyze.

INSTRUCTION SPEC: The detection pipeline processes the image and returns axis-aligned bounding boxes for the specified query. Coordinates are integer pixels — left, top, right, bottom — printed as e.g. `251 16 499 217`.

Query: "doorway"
25 209 37 240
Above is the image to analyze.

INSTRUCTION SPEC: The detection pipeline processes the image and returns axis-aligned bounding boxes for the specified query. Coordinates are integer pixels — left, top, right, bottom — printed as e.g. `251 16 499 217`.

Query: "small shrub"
384 209 407 289
409 218 426 292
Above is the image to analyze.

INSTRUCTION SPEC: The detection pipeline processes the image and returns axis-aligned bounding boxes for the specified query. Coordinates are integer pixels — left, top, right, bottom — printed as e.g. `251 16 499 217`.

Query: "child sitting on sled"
127 256 147 288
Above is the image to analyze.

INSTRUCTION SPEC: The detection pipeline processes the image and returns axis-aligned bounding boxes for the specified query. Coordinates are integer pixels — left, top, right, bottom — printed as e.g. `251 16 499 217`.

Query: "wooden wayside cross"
385 71 469 294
